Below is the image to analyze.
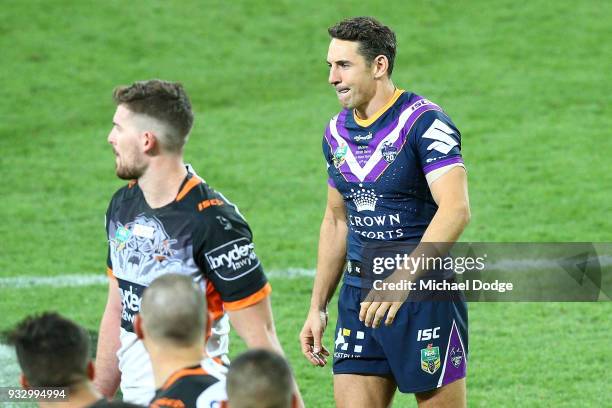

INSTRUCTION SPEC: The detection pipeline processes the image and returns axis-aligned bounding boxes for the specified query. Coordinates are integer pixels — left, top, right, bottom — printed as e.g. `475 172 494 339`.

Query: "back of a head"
112 79 194 153
227 349 294 408
88 401 146 408
8 312 90 388
328 16 397 76
140 274 206 347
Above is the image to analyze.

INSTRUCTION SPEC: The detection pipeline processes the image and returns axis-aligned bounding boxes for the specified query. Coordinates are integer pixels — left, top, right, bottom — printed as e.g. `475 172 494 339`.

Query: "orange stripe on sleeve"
223 282 272 311
175 176 202 202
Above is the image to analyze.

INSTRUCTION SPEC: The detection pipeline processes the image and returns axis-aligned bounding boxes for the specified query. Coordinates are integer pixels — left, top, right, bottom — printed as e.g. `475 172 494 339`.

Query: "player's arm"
94 274 122 398
422 166 470 243
300 185 347 366
227 296 281 350
229 299 305 408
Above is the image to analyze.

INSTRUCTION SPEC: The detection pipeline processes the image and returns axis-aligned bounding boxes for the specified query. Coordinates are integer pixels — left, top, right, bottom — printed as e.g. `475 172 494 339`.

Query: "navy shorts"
332 283 468 393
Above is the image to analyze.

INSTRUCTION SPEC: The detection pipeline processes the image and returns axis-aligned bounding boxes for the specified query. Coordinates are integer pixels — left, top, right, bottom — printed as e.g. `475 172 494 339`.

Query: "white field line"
1 255 611 289
0 269 316 289
0 344 20 387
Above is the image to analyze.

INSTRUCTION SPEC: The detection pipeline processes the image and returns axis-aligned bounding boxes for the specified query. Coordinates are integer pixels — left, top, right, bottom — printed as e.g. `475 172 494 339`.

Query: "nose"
328 66 340 86
107 129 116 145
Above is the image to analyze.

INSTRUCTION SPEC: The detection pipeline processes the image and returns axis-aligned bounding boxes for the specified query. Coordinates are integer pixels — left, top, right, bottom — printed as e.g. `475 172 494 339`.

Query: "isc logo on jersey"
205 238 260 281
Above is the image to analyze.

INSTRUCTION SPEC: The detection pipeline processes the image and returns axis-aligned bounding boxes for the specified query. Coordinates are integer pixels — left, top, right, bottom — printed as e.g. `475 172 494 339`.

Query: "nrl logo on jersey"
333 144 348 168
420 343 441 375
381 141 398 163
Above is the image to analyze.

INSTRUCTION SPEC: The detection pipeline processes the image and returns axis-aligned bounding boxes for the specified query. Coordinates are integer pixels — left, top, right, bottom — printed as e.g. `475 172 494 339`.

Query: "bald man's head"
140 274 206 347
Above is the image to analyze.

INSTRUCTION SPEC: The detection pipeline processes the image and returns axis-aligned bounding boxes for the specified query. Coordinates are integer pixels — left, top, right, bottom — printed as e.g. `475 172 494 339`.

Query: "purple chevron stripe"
361 103 443 182
441 322 467 386
336 109 351 138
324 124 339 152
423 156 464 175
369 94 424 146
327 96 444 183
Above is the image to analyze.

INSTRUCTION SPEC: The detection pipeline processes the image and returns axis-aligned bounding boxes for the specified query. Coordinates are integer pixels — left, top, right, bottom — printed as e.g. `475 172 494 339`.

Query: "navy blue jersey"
323 90 464 284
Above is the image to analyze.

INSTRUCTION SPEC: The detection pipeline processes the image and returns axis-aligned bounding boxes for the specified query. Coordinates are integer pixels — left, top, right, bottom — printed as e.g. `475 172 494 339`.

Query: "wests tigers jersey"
150 360 227 408
323 90 465 285
105 168 270 403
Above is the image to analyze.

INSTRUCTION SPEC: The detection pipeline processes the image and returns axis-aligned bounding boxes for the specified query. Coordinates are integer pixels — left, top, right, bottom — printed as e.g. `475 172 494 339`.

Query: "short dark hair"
227 349 294 408
8 312 91 387
328 16 397 76
112 79 194 152
140 274 206 347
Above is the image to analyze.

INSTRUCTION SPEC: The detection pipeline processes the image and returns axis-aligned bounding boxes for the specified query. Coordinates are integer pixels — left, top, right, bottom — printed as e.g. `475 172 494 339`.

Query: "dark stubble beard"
115 160 147 180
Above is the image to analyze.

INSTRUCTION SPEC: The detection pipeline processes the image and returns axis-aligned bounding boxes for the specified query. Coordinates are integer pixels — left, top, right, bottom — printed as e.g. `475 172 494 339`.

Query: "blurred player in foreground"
9 312 144 408
97 79 301 406
300 17 470 407
226 349 297 408
135 274 226 407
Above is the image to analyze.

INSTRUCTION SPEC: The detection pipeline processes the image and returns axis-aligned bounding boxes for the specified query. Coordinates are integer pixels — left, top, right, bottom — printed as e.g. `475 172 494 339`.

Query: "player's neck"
138 157 188 209
150 346 205 389
354 80 396 121
38 382 100 408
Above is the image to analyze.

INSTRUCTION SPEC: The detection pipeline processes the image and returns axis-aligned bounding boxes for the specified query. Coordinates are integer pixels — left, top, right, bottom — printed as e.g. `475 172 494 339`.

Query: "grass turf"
1 0 611 406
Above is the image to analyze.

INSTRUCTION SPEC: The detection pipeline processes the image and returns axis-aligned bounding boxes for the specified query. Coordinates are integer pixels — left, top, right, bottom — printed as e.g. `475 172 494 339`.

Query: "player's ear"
134 314 144 340
142 131 158 154
20 373 30 389
87 361 95 381
372 54 389 79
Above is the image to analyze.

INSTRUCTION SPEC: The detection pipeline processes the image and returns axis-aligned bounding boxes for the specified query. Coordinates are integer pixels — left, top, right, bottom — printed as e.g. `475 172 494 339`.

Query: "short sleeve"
412 110 465 185
193 205 269 310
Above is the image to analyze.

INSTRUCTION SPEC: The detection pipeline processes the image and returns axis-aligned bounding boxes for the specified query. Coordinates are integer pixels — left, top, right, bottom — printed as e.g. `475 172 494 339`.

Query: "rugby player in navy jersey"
96 80 302 407
300 17 470 407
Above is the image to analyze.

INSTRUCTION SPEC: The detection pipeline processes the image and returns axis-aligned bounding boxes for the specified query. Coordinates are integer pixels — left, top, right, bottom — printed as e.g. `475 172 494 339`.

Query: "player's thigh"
334 373 396 408
414 377 466 408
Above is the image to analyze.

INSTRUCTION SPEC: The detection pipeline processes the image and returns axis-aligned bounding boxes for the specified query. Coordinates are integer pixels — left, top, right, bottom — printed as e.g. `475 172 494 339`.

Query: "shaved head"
140 274 206 347
227 349 295 408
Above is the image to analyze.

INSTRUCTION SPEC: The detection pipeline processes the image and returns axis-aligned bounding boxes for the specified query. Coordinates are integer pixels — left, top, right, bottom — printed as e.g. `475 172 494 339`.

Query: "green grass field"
1 0 611 406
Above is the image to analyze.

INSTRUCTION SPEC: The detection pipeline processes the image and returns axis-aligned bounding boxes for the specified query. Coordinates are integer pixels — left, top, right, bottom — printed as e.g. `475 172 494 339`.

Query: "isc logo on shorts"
205 238 260 281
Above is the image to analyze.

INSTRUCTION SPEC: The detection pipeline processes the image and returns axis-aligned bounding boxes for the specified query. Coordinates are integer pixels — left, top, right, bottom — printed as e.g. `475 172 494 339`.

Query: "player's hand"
299 308 330 367
359 301 403 328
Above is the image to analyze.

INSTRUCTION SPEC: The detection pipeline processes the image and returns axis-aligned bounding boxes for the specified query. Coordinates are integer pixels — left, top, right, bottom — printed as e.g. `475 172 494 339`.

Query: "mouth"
336 87 350 95
335 87 350 102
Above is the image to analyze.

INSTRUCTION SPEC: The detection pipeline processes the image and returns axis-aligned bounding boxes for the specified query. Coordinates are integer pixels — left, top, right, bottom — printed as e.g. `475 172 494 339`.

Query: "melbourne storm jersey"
105 168 270 403
323 90 465 285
